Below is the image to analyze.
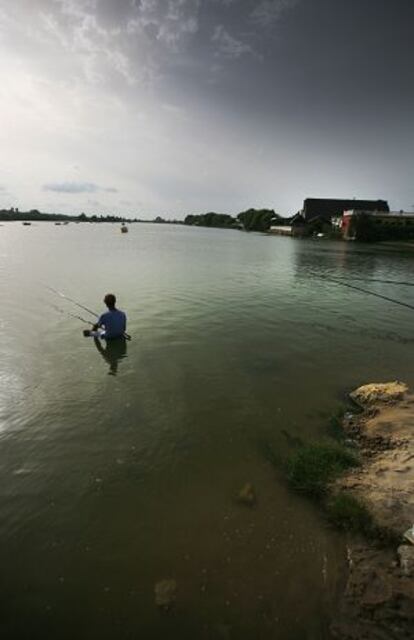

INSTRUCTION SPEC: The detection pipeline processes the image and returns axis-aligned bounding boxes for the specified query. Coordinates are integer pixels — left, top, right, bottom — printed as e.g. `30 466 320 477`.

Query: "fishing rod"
46 285 99 319
46 286 132 340
310 272 414 312
50 302 94 326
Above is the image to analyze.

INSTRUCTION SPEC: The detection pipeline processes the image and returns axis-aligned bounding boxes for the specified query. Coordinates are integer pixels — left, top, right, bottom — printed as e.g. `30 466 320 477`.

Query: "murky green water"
1 222 413 639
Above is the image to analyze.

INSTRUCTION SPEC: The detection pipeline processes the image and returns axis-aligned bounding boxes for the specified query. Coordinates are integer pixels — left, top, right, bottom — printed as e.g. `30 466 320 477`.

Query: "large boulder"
350 381 408 408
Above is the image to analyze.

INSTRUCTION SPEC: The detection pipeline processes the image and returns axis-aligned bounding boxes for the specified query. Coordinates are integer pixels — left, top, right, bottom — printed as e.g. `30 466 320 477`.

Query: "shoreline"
331 382 414 639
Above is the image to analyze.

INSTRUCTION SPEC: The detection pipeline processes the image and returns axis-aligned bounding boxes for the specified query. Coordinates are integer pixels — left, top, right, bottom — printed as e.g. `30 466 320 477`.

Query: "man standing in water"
84 293 127 339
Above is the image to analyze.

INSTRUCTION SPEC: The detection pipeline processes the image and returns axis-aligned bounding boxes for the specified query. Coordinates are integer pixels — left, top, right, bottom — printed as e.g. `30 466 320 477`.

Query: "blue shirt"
98 308 126 339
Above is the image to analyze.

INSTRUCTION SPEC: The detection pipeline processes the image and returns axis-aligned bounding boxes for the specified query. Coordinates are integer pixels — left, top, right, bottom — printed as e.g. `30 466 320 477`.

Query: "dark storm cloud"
250 0 299 27
29 0 300 86
1 0 414 215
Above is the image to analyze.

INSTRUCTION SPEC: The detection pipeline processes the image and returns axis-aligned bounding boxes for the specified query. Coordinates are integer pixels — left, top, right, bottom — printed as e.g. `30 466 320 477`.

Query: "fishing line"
310 272 414 312
45 285 98 318
50 302 93 326
325 275 414 287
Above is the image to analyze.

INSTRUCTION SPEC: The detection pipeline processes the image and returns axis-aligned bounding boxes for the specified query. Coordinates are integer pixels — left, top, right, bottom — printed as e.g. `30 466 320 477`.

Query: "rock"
398 545 414 576
350 381 408 408
360 569 393 607
154 578 177 610
237 483 256 506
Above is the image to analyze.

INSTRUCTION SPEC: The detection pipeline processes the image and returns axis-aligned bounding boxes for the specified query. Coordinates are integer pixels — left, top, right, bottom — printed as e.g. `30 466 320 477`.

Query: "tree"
184 212 236 228
351 213 379 242
237 208 280 232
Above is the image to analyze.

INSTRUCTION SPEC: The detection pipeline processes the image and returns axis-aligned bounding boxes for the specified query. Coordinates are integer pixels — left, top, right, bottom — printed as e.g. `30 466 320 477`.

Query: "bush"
326 408 346 441
287 442 359 499
184 212 235 228
237 208 280 231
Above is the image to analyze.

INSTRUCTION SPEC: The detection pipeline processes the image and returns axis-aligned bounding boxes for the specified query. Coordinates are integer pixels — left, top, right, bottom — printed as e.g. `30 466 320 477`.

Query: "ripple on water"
0 225 414 638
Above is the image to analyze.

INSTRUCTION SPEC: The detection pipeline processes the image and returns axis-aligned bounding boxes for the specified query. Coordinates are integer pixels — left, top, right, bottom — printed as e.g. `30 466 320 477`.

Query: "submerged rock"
154 578 177 611
237 483 256 506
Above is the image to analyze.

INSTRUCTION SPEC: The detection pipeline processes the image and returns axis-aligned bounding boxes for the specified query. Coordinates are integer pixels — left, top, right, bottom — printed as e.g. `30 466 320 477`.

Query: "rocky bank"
331 382 414 639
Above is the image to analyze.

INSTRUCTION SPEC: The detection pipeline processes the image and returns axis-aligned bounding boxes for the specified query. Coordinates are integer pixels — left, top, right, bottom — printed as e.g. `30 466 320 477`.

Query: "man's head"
104 293 116 309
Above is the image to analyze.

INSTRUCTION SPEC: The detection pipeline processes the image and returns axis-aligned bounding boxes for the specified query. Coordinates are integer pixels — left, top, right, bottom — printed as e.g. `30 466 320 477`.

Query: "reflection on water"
0 223 414 639
93 336 128 376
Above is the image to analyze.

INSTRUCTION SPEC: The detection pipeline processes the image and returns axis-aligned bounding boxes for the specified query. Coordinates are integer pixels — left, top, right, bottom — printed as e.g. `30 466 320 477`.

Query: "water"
0 222 413 639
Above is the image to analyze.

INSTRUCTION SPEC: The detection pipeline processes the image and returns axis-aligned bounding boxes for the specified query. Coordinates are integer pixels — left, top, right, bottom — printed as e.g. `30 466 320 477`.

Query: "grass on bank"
326 493 373 534
286 442 359 500
281 412 397 543
326 492 400 544
326 407 347 441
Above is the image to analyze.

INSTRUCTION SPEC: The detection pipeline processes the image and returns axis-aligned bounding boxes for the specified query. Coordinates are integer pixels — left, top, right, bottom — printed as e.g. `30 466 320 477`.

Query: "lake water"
1 222 414 639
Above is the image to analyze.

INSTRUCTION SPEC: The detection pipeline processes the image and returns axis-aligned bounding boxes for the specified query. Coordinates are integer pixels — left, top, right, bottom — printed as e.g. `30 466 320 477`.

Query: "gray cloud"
128 0 200 50
250 0 299 27
42 0 137 84
43 182 117 194
1 0 414 216
211 24 258 59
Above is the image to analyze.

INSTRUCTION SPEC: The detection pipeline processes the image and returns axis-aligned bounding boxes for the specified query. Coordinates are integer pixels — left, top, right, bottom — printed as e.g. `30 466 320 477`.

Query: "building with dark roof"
301 198 389 222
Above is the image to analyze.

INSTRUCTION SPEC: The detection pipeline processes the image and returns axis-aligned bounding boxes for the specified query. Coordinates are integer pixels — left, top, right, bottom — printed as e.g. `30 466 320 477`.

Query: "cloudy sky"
0 0 413 218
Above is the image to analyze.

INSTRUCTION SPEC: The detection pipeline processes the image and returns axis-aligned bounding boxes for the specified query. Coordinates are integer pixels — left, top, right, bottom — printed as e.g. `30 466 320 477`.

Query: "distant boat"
22 222 32 226
121 224 128 233
55 222 61 226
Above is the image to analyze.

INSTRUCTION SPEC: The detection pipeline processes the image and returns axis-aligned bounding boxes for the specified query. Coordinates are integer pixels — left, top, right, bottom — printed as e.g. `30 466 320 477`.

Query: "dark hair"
104 293 116 308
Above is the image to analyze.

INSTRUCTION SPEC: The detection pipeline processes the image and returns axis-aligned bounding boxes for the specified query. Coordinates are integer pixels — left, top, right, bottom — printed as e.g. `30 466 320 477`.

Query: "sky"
0 0 413 219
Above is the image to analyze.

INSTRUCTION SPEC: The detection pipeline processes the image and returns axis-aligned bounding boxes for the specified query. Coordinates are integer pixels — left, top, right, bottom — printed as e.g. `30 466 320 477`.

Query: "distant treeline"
0 209 144 223
184 212 236 228
0 208 72 221
184 208 283 232
1 207 286 231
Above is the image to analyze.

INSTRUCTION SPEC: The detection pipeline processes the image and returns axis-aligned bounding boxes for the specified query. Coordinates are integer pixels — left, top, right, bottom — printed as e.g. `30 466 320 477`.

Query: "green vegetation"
326 408 346 441
348 212 414 242
184 212 237 228
326 493 373 533
77 213 132 223
0 208 71 222
287 442 359 499
237 208 281 231
348 212 379 242
183 208 285 231
0 208 132 223
326 492 399 544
